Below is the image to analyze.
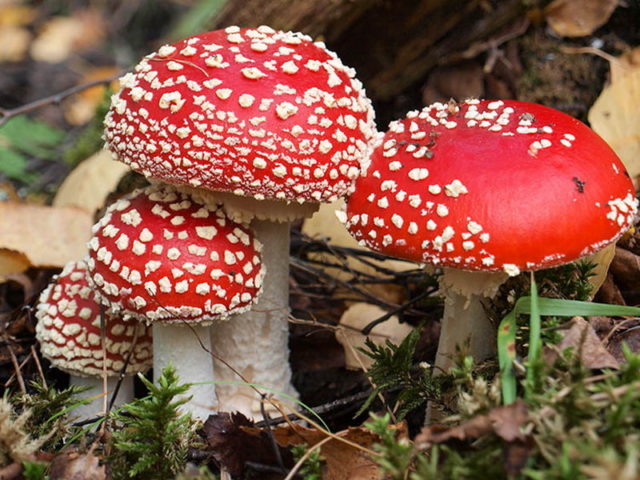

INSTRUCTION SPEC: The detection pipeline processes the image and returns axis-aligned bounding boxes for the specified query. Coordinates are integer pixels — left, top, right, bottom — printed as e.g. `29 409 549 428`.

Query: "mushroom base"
69 374 134 420
153 323 218 420
210 218 298 419
434 269 508 372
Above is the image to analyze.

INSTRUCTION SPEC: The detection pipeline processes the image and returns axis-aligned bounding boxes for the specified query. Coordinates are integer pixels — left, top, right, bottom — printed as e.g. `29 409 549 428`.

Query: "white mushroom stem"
210 219 297 419
69 375 134 420
434 268 509 373
153 324 218 420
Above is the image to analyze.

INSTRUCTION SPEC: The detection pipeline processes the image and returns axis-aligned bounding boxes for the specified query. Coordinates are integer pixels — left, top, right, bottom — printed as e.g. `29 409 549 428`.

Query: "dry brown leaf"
545 0 618 37
0 202 93 269
30 10 104 63
274 423 401 480
545 317 620 369
588 58 640 180
53 150 130 215
49 450 105 480
335 302 413 370
415 400 529 448
610 47 640 84
302 200 416 304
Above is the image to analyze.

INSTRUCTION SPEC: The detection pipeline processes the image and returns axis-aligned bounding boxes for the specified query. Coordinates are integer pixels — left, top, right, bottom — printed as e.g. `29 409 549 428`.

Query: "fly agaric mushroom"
343 99 638 372
36 259 152 420
86 184 264 419
102 26 375 417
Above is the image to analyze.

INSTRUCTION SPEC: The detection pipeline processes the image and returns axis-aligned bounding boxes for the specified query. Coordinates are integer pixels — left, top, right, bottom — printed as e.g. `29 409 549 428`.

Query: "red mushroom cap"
86 185 264 323
104 26 375 204
35 259 152 377
344 99 638 275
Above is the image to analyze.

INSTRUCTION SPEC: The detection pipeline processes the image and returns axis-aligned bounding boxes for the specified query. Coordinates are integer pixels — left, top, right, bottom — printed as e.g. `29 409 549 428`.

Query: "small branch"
0 71 125 127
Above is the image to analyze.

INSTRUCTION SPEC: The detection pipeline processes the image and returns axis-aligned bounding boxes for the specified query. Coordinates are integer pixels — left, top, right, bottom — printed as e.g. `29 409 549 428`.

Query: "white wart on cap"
104 26 376 205
35 259 152 377
86 184 264 324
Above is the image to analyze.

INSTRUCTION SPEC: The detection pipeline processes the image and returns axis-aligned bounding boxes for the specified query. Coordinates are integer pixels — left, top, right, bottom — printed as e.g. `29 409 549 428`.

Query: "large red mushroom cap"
86 184 264 323
344 99 638 275
104 26 375 205
35 259 152 377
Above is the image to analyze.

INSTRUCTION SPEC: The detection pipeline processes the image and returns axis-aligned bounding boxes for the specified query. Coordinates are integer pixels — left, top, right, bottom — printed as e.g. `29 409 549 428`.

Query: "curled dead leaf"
415 400 529 448
0 202 93 270
53 149 130 215
545 0 618 37
273 423 400 480
544 317 620 369
49 450 105 480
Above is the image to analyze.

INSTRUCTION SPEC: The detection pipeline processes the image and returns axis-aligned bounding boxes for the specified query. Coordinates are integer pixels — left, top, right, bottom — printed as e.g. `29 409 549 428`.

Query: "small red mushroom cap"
104 26 376 204
86 185 264 323
35 259 152 377
344 99 638 275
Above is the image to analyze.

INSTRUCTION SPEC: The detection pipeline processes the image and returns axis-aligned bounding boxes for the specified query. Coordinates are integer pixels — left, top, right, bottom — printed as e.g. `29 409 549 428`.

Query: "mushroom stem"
153 324 217 420
69 375 134 420
210 219 297 419
434 269 507 372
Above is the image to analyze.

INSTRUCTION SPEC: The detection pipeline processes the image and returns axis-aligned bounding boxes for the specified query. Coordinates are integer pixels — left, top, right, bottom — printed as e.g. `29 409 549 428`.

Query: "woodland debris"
545 0 618 37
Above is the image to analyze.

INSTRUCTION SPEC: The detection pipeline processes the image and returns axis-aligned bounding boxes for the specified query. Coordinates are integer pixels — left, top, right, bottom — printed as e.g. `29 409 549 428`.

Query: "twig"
260 399 286 471
6 344 26 394
4 349 32 390
30 344 47 388
0 71 125 127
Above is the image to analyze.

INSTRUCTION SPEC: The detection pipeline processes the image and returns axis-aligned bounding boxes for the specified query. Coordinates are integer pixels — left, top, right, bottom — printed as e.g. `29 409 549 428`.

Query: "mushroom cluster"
102 25 376 417
343 99 638 371
36 259 152 419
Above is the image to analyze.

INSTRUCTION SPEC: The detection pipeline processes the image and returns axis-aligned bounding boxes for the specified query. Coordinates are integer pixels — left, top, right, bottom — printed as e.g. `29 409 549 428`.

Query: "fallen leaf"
0 4 36 27
584 243 616 299
422 61 484 105
0 249 30 282
545 0 618 37
545 317 620 369
203 412 293 478
53 149 130 215
589 60 640 180
30 10 105 63
273 423 394 480
0 202 93 269
415 400 529 447
302 200 416 304
49 450 105 480
335 302 414 370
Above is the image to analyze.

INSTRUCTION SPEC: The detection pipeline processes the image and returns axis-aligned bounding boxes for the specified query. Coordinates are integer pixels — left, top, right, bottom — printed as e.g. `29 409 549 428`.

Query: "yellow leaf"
53 149 130 215
589 63 640 180
0 202 93 270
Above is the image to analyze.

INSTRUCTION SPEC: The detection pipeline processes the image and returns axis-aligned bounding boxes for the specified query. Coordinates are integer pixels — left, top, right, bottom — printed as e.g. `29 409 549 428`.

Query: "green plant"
357 328 446 420
21 460 48 480
108 365 196 480
12 380 89 450
291 444 323 480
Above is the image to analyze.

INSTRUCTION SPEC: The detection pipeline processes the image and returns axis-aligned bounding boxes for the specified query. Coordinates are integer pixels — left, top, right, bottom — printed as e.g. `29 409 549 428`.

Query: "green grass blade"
497 309 517 405
525 274 541 399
